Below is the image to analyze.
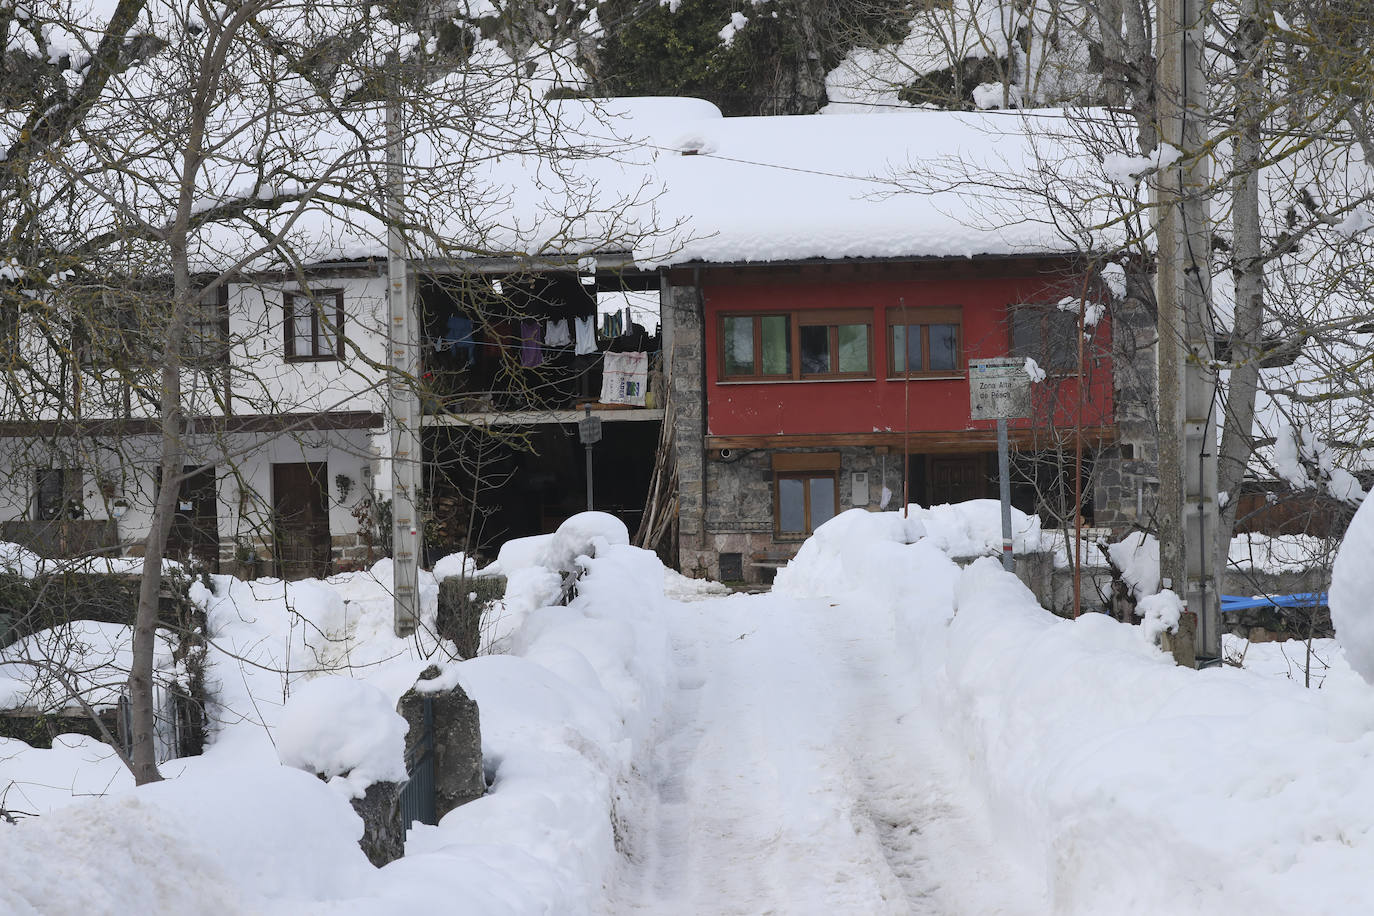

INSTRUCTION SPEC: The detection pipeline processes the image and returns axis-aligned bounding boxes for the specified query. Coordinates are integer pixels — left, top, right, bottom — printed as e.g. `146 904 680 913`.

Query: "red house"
663 254 1132 583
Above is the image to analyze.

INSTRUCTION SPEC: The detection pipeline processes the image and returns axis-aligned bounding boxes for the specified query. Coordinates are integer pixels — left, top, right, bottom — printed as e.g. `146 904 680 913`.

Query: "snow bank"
774 500 1039 597
1 516 675 915
781 506 1374 915
1330 492 1374 682
0 764 371 914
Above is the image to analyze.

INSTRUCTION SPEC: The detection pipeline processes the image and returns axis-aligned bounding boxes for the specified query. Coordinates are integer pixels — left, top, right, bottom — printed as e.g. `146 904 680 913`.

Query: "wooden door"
166 466 220 571
926 454 991 505
272 462 331 579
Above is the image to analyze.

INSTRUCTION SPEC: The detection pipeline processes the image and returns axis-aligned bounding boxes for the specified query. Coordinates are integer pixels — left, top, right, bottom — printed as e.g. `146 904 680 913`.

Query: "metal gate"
399 696 436 828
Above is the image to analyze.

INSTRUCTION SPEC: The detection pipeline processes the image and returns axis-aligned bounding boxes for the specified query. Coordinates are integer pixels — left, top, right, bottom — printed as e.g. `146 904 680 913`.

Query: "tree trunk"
1215 0 1266 599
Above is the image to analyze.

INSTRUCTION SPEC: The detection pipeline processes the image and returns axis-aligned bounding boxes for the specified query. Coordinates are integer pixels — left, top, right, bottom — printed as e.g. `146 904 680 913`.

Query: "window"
76 290 156 370
1009 304 1079 371
720 310 871 381
772 452 840 536
185 285 230 367
35 469 82 521
887 306 962 377
284 290 344 361
722 314 790 378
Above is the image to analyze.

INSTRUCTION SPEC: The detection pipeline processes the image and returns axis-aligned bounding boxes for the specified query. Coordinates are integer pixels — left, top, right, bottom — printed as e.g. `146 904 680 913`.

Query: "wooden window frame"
719 312 792 380
284 289 344 362
772 451 841 537
719 309 873 382
773 471 840 537
186 284 231 368
885 306 963 378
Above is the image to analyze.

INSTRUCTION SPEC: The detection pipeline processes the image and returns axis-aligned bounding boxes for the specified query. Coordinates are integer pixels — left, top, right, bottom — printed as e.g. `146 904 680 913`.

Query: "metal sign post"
969 359 1033 571
579 407 602 511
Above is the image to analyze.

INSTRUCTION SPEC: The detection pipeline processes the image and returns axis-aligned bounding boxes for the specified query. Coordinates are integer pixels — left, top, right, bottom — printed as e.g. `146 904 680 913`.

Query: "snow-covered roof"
196 97 1102 271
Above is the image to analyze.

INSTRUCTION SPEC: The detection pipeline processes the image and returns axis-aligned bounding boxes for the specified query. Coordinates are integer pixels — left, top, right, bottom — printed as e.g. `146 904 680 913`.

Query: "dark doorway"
919 453 994 506
166 466 220 571
425 421 660 563
272 462 331 579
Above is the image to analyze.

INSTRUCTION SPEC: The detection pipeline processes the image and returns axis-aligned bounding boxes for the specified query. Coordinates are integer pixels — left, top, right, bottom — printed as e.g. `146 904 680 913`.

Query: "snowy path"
603 590 1048 916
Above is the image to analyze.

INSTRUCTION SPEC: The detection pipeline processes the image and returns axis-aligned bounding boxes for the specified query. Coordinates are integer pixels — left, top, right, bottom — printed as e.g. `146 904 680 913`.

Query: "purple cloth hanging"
520 319 543 367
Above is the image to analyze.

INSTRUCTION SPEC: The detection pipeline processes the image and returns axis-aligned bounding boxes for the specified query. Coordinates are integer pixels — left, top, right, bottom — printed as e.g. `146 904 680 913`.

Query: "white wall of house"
228 274 389 417
0 272 391 424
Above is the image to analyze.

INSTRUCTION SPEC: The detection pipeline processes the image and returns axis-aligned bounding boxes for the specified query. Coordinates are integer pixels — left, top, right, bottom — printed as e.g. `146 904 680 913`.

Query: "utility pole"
387 67 421 636
1155 0 1219 665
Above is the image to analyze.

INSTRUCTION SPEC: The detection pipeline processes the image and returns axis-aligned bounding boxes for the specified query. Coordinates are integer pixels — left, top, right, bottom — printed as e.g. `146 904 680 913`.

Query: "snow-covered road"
604 590 1047 915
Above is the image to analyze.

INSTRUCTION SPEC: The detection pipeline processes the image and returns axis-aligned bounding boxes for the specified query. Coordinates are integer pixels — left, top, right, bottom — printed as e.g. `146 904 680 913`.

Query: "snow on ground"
5 505 1374 914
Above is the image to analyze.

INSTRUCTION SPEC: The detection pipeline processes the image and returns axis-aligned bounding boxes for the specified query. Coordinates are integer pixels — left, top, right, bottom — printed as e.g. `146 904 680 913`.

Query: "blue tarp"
1220 592 1327 613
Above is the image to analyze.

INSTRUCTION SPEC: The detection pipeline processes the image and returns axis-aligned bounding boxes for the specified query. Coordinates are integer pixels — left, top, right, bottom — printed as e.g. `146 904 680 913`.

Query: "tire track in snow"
605 594 910 914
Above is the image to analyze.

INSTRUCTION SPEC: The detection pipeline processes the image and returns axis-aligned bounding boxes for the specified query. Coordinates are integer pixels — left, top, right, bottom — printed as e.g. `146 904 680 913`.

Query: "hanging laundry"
544 318 571 347
439 314 476 366
519 319 543 367
600 351 649 406
574 315 597 355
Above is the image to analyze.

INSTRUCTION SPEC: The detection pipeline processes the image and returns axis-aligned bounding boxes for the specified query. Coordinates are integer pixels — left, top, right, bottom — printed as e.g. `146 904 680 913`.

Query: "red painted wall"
701 266 1114 437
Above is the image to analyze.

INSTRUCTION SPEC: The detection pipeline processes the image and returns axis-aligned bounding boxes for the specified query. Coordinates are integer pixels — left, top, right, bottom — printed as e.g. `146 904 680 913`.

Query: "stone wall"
664 279 708 576
697 445 906 583
1093 290 1160 534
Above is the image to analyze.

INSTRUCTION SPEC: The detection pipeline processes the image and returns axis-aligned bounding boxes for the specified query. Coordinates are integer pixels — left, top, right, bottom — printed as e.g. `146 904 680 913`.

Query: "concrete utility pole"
1155 0 1219 665
387 75 421 636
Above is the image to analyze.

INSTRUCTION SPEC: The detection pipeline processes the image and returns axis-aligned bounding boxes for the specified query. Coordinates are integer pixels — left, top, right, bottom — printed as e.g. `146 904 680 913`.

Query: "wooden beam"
706 427 1118 452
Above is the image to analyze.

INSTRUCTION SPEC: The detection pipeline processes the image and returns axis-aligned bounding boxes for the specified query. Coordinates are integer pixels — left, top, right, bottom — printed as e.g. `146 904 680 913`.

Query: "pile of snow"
0 541 42 578
537 511 629 573
1329 491 1374 682
1107 531 1160 598
431 551 477 581
776 500 1040 597
276 677 408 798
1136 588 1183 642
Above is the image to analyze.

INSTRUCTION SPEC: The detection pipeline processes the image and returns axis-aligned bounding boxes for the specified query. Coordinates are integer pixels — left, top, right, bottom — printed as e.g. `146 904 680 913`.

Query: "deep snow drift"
3 505 1374 914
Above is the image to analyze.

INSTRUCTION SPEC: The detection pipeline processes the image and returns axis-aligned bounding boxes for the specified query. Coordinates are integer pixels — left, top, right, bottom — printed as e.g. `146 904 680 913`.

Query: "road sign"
969 358 1032 421
578 414 603 445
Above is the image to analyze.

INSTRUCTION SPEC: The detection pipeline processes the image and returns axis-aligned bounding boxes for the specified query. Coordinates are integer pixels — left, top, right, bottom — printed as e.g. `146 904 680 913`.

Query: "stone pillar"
664 276 707 576
398 665 485 821
350 781 405 867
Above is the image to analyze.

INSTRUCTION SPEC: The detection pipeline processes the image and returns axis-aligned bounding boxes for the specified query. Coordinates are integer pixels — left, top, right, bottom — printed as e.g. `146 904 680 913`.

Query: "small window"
185 286 230 367
284 290 344 361
776 473 838 535
721 314 790 379
76 290 156 370
772 452 840 536
887 307 963 377
35 469 83 521
1009 304 1078 371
